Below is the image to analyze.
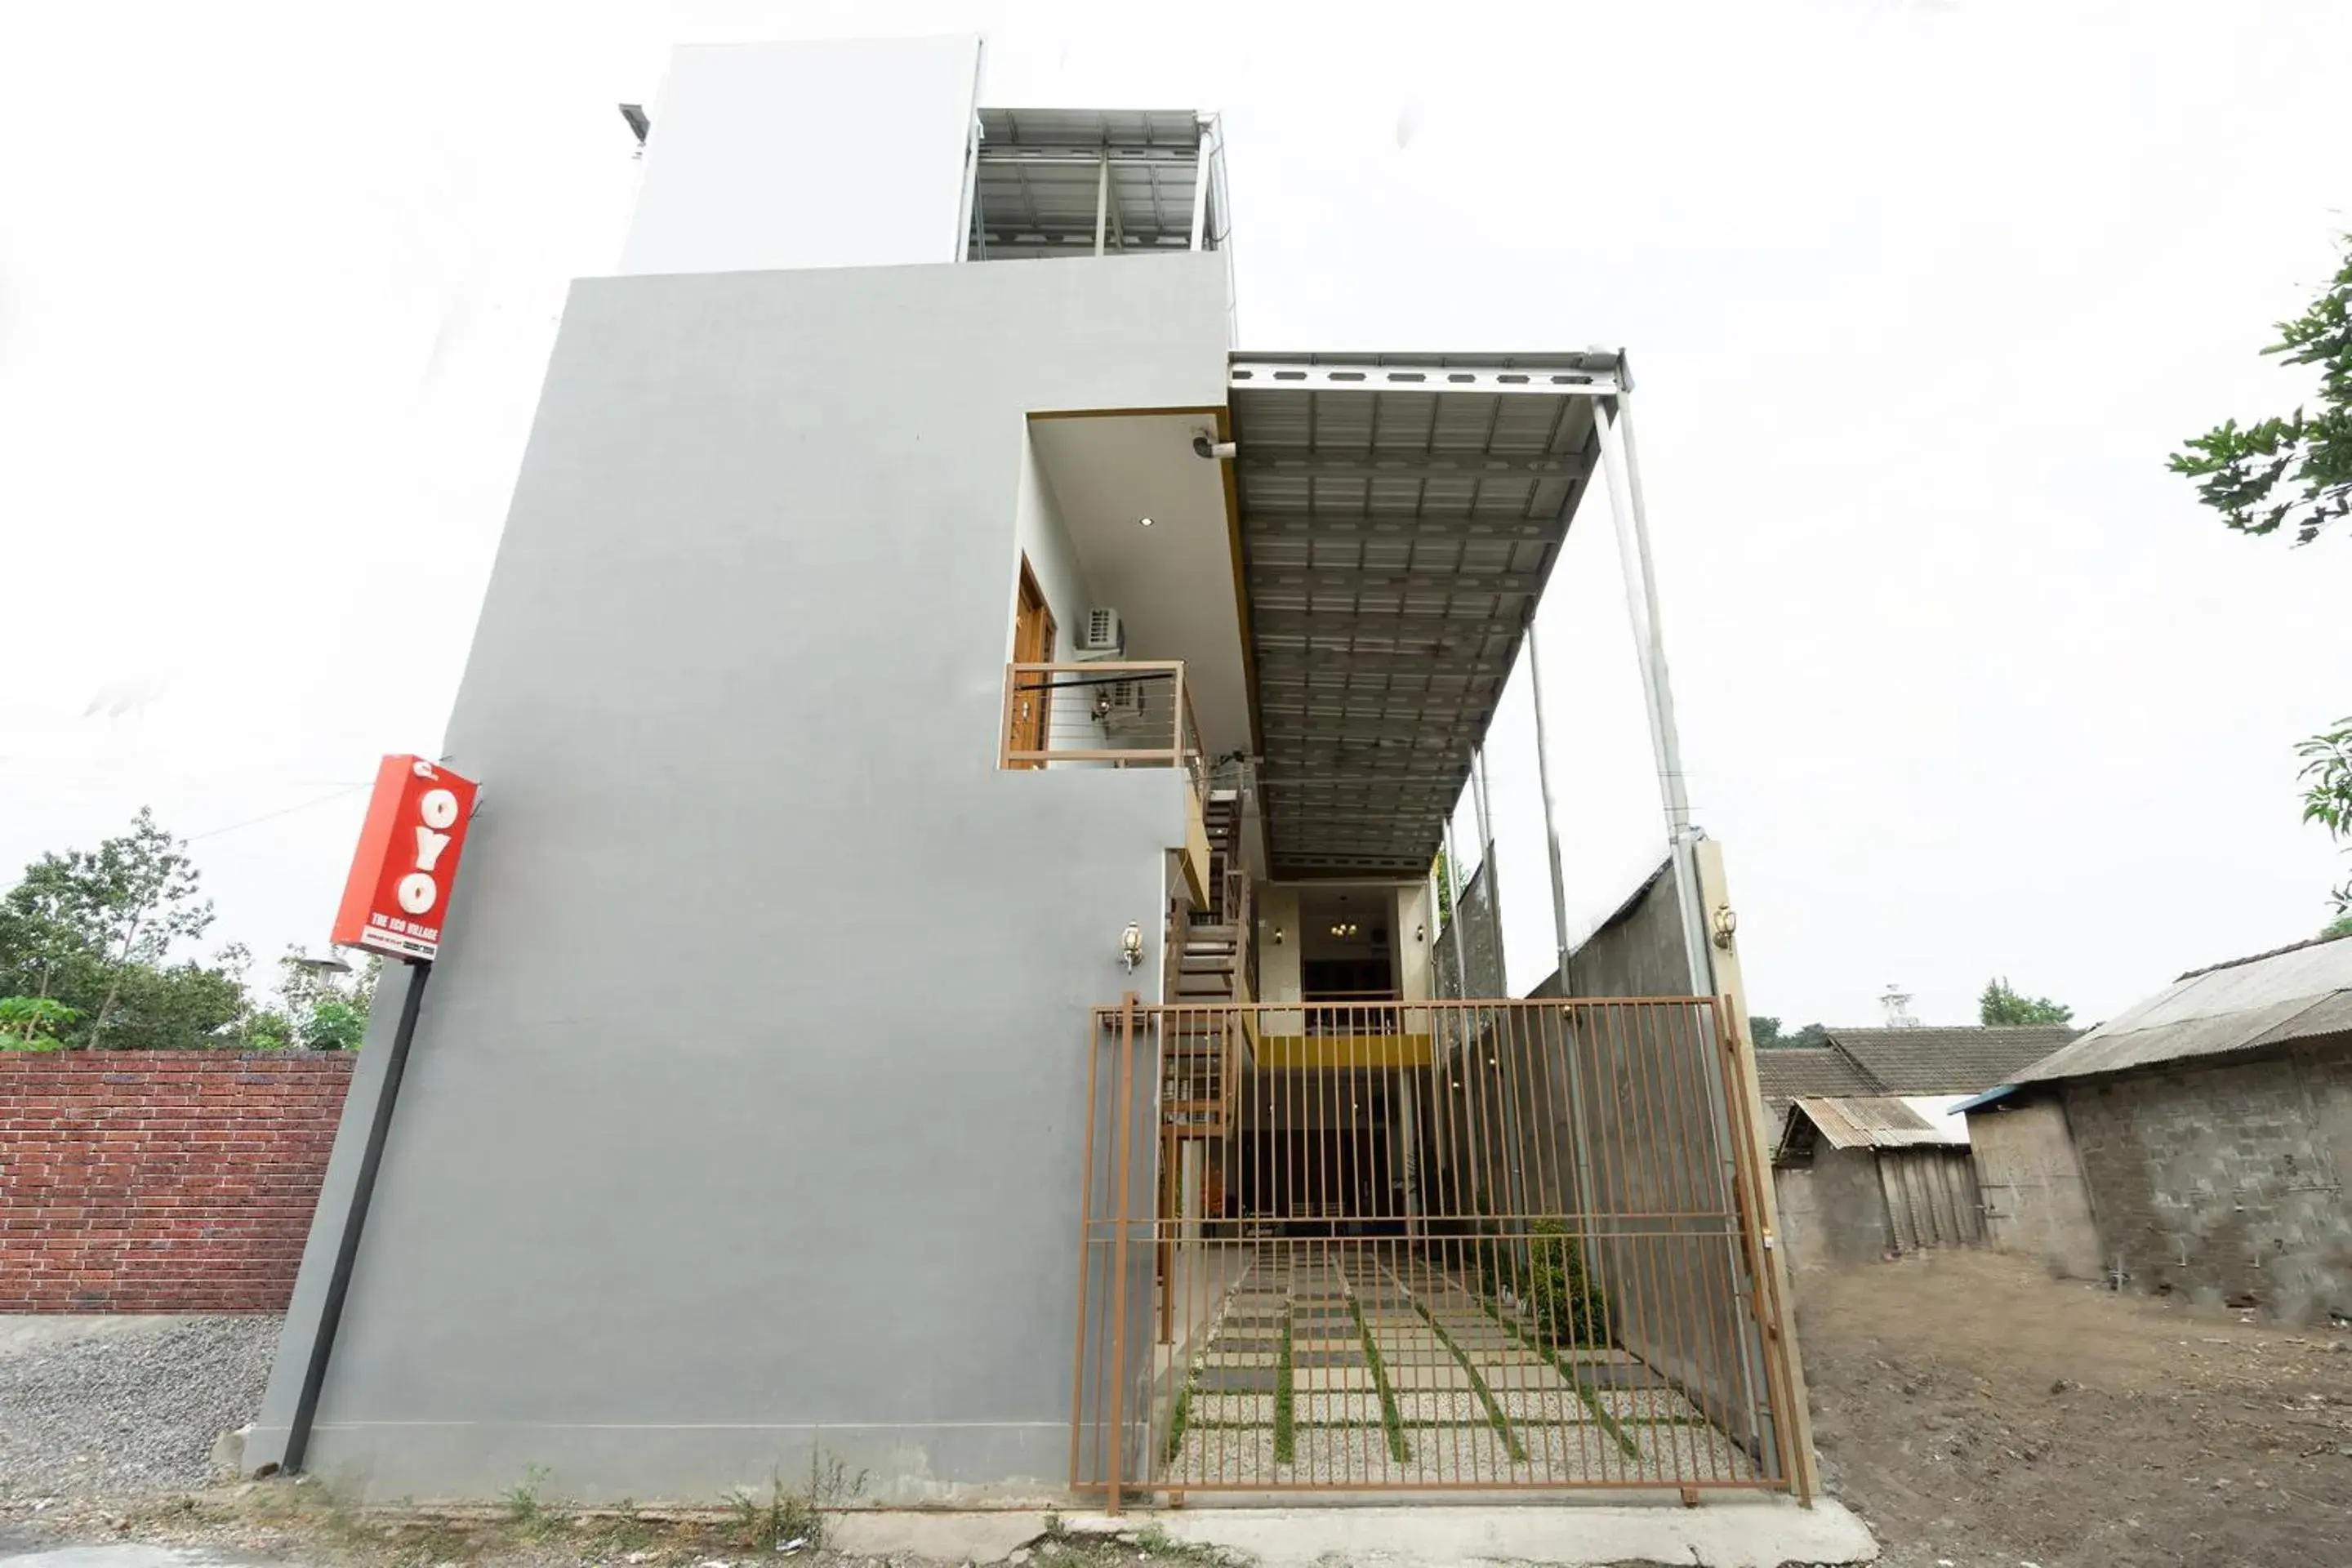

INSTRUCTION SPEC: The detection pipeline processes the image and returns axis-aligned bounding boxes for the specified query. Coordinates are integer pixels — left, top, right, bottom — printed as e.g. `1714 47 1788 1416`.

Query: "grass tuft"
1272 1302 1297 1464
1414 1297 1526 1461
1346 1292 1410 1463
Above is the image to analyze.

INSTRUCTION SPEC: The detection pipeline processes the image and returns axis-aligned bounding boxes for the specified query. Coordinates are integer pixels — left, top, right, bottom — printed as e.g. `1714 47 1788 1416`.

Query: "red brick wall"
0 1051 355 1312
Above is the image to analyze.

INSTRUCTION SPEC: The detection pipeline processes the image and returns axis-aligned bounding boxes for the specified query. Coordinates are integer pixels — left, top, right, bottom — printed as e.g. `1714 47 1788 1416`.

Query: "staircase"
1164 785 1250 1134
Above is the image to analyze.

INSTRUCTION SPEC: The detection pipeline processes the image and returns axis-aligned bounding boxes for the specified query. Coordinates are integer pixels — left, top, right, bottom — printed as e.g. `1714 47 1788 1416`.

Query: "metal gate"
1070 996 1802 1506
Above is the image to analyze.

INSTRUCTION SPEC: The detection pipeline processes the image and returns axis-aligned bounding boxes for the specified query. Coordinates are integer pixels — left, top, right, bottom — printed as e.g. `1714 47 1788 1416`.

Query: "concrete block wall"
0 1051 354 1312
2059 1040 2351 1322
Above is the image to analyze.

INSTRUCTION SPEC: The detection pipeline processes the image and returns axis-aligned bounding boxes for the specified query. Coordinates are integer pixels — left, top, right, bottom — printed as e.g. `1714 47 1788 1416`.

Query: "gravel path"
0 1316 281 1500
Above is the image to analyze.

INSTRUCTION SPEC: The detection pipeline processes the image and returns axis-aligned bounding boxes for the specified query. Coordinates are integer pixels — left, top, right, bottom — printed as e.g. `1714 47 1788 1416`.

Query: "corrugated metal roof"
1227 353 1619 876
970 109 1210 259
1780 1096 1970 1156
2016 932 2352 1084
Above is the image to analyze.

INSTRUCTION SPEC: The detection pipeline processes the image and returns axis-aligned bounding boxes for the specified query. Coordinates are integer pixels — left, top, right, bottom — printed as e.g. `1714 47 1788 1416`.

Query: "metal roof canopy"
969 109 1227 260
1230 351 1624 877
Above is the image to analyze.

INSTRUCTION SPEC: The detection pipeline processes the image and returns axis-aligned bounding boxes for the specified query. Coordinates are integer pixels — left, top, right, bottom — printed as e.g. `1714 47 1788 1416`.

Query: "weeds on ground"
1163 1371 1196 1464
724 1447 871 1551
501 1464 553 1530
1125 1522 1236 1565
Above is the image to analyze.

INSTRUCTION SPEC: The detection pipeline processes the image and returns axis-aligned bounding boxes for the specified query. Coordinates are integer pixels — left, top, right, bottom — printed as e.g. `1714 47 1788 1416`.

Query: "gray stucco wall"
1967 1096 2101 1280
1776 1146 1892 1270
2058 1039 2352 1323
1551 858 1772 1468
251 253 1231 1503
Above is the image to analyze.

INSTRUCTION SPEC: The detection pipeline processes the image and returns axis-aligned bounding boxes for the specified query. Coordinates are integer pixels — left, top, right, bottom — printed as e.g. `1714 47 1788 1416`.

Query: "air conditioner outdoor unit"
1094 677 1149 732
1076 607 1126 658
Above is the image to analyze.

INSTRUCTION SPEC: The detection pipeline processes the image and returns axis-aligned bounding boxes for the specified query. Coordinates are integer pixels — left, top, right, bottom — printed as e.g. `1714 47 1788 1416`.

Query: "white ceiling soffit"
1229 351 1622 878
1028 412 1250 758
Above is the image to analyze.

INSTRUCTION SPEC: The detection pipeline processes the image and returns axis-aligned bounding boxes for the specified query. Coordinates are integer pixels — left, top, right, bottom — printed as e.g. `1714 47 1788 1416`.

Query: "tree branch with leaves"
2173 236 2352 914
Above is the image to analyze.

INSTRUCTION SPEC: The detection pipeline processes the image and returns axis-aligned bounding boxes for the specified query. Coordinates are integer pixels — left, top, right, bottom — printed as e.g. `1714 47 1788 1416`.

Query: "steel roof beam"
1231 360 1624 395
1239 452 1594 479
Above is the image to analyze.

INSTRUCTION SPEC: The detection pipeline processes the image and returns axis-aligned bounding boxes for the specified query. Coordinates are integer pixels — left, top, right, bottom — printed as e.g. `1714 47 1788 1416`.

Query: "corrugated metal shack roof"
1775 1096 1968 1163
2015 932 2352 1085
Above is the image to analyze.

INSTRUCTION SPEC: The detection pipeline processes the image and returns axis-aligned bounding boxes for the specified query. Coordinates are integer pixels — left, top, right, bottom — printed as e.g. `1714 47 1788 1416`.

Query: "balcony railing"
1000 661 1202 786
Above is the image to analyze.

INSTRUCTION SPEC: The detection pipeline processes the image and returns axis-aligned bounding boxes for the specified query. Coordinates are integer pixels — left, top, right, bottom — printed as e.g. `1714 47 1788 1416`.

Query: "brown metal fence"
1071 996 1801 1508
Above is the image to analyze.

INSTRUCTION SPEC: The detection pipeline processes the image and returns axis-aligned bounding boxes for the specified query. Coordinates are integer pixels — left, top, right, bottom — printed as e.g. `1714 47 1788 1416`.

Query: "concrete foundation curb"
828 1500 1878 1568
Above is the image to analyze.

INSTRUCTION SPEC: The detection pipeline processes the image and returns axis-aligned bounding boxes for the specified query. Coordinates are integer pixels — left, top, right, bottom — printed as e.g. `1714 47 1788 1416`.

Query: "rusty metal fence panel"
1071 997 1802 1508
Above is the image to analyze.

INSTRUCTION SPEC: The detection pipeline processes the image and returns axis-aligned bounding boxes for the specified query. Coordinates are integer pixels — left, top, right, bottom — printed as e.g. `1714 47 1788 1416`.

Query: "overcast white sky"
4 1 2348 1027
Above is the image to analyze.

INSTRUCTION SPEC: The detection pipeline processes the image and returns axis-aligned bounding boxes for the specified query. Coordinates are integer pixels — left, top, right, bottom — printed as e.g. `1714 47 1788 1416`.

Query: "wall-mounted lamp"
1710 904 1740 951
1268 924 1285 946
1120 921 1143 972
1414 923 1427 943
1137 515 1156 528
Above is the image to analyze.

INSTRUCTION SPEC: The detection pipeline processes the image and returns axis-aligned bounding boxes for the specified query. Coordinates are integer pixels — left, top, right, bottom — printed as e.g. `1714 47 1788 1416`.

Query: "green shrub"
1524 1218 1609 1348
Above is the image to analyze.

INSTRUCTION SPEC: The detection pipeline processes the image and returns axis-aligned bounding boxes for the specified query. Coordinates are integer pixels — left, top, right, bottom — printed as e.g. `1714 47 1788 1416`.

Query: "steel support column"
1592 390 1781 1480
1524 621 1598 1222
1592 395 1708 994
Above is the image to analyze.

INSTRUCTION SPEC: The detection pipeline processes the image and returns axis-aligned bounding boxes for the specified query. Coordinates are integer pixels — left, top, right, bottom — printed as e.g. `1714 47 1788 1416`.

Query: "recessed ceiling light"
1137 515 1155 528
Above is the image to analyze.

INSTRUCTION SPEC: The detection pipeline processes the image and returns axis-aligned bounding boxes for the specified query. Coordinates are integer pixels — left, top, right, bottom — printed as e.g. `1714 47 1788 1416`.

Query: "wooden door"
1009 559 1055 767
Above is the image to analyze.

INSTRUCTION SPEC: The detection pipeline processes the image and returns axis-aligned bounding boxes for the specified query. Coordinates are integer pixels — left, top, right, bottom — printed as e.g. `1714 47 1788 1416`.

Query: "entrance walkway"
1165 1243 1756 1489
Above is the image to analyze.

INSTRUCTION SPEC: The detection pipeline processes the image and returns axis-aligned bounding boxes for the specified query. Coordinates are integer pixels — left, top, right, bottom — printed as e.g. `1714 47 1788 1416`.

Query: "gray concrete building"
1962 933 2352 1322
249 35 1815 1510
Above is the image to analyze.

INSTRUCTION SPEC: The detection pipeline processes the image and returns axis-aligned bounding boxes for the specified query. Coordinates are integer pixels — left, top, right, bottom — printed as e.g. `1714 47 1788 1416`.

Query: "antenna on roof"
1879 983 1919 1029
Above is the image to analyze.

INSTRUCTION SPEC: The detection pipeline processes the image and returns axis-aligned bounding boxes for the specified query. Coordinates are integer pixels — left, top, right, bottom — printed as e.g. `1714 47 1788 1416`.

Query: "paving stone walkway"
1165 1244 1756 1489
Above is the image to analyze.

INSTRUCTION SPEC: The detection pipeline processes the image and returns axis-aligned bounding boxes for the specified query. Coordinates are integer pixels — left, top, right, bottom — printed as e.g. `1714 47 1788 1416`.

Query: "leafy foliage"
0 996 78 1051
1750 1015 1829 1049
2323 914 2352 940
2297 719 2352 914
2173 238 2352 918
2171 239 2352 545
0 813 376 1050
1470 1218 1610 1348
1980 977 2074 1027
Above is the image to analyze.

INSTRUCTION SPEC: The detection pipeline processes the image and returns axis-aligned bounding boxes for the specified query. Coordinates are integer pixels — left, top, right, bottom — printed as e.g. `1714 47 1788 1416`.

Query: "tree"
0 811 229 1051
1749 1016 1829 1049
2322 913 2352 940
1980 977 2074 1027
274 947 381 1050
2298 719 2352 914
2171 239 2350 545
7 809 215 1048
2174 237 2352 915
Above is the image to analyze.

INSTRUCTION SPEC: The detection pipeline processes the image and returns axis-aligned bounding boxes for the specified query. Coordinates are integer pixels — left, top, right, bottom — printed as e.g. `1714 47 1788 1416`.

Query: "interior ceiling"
1028 412 1252 757
1229 351 1621 879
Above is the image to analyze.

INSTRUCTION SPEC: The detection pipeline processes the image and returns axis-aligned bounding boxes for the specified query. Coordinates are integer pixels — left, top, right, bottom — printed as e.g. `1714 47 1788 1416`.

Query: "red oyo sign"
330 755 481 963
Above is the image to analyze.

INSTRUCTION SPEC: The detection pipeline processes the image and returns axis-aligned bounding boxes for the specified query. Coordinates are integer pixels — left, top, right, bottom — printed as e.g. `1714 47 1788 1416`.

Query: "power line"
186 784 372 843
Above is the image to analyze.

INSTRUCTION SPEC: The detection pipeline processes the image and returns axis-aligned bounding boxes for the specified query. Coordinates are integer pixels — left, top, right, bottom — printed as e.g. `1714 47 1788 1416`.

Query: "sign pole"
279 958 430 1474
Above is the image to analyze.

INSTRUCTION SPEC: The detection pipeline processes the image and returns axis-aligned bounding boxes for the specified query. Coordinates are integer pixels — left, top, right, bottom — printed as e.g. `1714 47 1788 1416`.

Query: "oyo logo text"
395 759 463 916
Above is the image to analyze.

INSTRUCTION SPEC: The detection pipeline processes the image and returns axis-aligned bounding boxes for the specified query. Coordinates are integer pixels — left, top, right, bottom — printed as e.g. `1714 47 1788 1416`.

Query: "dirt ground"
1793 1249 2352 1568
